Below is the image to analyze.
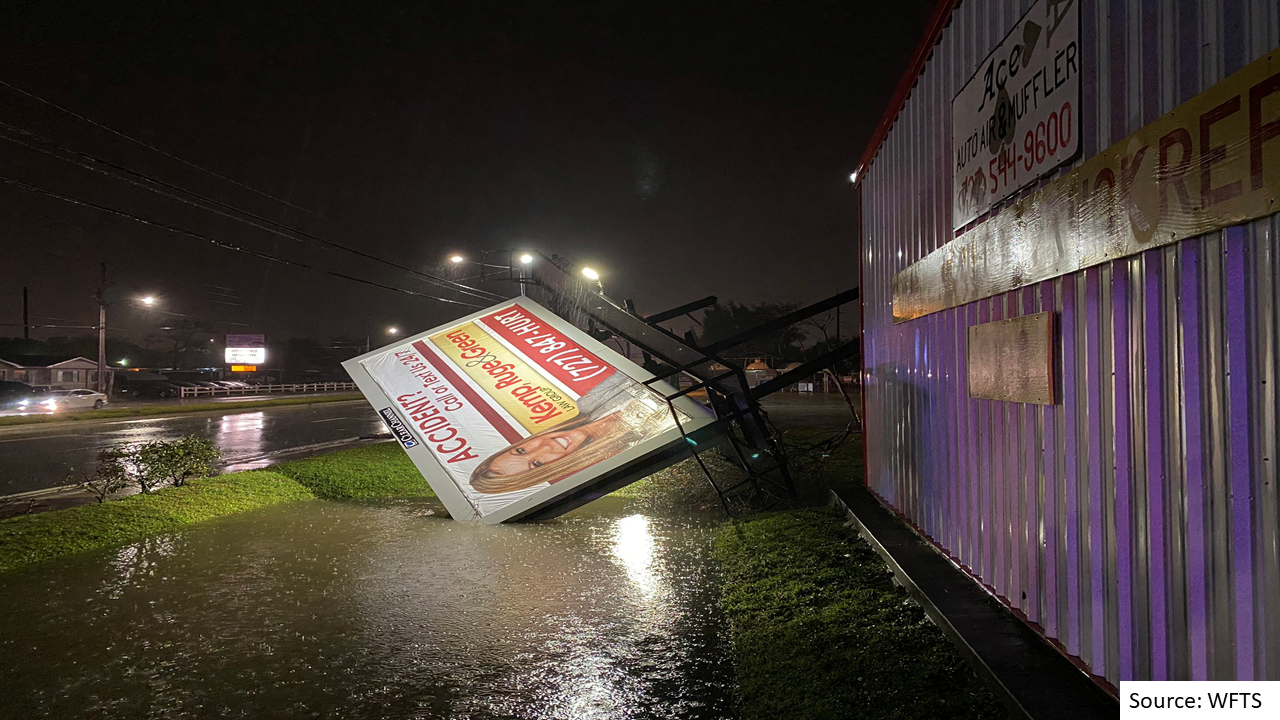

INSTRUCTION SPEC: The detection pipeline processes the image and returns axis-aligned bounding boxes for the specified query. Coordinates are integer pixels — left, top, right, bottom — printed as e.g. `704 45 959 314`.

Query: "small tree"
83 435 222 497
137 436 220 488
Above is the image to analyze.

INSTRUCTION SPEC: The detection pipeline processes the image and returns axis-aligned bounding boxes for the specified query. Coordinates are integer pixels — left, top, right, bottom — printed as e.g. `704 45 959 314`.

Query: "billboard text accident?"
342 299 714 523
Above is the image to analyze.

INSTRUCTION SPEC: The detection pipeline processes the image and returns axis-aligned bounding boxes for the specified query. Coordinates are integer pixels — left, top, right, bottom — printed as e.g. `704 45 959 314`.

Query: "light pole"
93 264 158 394
365 326 401 354
517 253 534 297
95 263 106 393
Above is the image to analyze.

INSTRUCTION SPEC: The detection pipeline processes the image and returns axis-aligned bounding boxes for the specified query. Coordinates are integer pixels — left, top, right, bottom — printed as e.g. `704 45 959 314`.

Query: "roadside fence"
178 382 357 398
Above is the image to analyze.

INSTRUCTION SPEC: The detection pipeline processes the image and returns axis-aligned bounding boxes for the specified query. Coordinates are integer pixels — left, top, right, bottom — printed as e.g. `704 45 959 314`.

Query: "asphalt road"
0 400 384 496
0 392 860 498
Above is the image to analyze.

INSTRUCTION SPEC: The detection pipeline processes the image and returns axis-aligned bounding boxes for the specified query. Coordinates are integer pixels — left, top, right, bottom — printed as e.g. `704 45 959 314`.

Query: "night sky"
0 1 933 344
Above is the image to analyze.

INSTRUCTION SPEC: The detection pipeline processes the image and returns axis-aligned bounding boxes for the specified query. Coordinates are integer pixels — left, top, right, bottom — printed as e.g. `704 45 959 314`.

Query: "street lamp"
140 295 156 306
581 267 599 281
387 326 399 335
447 251 534 297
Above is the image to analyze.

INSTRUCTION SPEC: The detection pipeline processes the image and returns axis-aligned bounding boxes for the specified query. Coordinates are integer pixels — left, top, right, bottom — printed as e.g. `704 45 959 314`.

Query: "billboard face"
225 334 266 364
343 299 713 524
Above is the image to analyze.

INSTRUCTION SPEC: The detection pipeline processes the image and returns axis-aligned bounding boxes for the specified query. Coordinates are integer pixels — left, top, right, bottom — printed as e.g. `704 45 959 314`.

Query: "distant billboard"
342 299 714 524
225 334 266 365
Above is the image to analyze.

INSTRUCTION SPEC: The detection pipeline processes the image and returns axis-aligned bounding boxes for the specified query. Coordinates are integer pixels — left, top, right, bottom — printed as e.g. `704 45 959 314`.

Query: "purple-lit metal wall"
860 0 1280 685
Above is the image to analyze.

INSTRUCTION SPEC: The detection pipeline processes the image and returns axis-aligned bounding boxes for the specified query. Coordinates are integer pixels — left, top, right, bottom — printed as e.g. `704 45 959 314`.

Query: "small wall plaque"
967 312 1054 405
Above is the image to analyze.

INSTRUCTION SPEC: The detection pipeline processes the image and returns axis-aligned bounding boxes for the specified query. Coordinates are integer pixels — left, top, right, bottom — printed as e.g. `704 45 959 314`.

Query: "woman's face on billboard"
485 416 615 477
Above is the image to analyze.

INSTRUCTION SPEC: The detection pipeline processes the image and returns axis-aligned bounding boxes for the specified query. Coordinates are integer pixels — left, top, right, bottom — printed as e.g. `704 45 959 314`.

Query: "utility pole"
95 263 107 393
22 286 29 340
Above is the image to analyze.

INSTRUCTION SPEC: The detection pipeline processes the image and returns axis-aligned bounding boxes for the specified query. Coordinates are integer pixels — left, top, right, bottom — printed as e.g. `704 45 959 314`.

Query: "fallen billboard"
342 299 714 523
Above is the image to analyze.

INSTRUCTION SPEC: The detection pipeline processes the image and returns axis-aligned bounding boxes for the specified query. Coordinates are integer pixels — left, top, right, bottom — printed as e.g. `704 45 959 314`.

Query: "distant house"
743 359 776 388
0 356 110 390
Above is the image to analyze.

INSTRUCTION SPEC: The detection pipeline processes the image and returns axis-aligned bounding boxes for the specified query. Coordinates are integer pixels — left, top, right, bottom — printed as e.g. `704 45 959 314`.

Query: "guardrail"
178 382 357 398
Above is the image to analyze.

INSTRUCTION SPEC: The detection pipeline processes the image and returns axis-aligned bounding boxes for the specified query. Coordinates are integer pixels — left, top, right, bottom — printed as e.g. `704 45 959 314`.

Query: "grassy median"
0 470 315 574
711 430 1002 720
273 441 435 499
0 393 364 427
0 441 433 575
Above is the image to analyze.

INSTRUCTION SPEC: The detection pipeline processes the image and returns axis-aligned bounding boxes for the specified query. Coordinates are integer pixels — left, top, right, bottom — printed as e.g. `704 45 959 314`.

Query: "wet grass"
0 471 315 574
0 442 435 574
0 393 363 427
714 509 1004 719
273 442 435 500
711 429 1003 720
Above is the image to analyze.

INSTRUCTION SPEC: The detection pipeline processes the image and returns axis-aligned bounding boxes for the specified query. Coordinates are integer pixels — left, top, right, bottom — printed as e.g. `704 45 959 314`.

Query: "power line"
0 322 100 330
0 76 326 220
0 120 508 304
0 173 490 310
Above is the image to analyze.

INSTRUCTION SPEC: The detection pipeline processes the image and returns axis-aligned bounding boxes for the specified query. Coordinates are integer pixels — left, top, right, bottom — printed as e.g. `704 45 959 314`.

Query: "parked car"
122 381 182 399
44 389 108 410
0 381 48 411
210 381 242 389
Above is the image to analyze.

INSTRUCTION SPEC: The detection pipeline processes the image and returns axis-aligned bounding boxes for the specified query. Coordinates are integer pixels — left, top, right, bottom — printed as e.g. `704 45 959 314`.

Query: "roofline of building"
853 0 961 183
45 357 97 367
0 356 97 368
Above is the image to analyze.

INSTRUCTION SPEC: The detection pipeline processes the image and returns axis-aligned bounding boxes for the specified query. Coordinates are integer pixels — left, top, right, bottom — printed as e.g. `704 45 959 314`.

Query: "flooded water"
0 497 736 719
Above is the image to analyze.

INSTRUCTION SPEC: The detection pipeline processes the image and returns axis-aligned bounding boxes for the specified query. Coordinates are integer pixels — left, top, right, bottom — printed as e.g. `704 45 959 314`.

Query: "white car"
44 389 109 411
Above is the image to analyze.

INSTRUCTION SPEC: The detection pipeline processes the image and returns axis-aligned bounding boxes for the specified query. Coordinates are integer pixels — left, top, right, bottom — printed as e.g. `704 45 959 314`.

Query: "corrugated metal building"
856 0 1280 687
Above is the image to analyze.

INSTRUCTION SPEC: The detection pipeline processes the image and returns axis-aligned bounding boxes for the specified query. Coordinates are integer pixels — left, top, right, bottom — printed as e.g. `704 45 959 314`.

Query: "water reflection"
612 513 658 599
216 411 265 459
0 498 735 719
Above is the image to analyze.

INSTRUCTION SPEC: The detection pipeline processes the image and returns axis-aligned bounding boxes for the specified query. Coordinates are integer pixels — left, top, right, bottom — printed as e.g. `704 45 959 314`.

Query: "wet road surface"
759 390 860 431
0 401 384 496
0 393 858 497
0 496 735 719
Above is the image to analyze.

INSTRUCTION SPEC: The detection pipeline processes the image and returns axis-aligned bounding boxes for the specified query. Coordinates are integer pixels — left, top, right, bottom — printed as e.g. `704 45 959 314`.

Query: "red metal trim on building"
853 0 961 182
856 184 870 488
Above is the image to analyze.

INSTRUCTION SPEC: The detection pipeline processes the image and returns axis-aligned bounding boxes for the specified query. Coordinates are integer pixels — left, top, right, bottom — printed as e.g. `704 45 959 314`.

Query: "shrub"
89 435 222 495
139 436 220 488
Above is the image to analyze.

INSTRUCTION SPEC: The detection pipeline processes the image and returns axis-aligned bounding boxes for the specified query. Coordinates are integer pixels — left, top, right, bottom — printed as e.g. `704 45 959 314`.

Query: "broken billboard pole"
521 257 859 516
345 255 860 522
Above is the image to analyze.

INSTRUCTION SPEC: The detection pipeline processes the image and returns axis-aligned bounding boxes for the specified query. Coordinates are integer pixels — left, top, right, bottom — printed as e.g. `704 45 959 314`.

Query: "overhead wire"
0 119 508 304
0 173 490 309
0 76 326 220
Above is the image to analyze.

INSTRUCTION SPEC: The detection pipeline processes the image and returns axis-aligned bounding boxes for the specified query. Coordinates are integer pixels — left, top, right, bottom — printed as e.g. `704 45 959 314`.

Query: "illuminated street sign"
225 334 266 365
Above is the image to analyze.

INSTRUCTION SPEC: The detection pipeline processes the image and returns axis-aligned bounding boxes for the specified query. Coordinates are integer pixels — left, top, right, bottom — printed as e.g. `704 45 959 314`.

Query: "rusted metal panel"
859 0 1280 687
967 312 1055 404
